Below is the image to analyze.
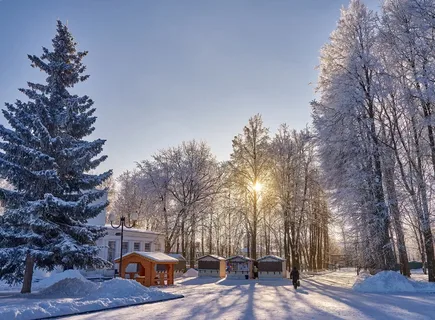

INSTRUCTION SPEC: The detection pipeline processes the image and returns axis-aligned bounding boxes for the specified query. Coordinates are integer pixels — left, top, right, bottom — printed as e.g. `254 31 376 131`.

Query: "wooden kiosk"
157 253 186 273
197 255 226 278
257 255 287 278
114 252 178 287
168 253 187 272
226 255 254 279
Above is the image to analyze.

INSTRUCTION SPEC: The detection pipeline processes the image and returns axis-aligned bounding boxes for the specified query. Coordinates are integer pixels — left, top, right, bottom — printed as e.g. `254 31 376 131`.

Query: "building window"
154 240 161 252
134 242 141 251
108 241 116 263
144 242 151 251
122 241 129 254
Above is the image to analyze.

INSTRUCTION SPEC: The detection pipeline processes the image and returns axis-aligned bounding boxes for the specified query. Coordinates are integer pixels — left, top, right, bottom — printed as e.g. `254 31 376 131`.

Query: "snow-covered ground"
64 269 435 320
0 271 182 320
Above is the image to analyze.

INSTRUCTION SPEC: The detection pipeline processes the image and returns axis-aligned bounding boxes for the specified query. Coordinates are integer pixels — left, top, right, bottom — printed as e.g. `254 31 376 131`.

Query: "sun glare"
253 182 262 192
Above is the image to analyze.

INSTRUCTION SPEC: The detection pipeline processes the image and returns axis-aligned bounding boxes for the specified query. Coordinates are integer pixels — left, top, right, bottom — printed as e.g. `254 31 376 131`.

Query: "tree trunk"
181 219 186 259
21 254 34 294
189 213 196 269
209 217 213 255
251 191 258 260
201 226 205 256
290 222 300 269
381 126 410 276
371 138 395 269
386 184 410 276
251 228 257 260
364 66 395 270
324 223 329 269
317 225 323 271
284 216 290 271
419 184 435 281
412 117 435 281
419 230 427 275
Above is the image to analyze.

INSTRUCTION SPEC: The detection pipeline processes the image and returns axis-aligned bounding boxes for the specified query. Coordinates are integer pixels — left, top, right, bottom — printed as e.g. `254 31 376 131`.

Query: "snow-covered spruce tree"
0 21 112 293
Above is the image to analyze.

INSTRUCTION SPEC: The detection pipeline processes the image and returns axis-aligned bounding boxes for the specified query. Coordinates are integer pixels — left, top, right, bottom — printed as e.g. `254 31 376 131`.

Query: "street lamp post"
109 212 138 278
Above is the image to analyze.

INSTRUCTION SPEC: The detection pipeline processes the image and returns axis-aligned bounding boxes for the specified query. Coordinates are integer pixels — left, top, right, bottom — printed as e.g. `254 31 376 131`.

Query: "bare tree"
230 114 271 260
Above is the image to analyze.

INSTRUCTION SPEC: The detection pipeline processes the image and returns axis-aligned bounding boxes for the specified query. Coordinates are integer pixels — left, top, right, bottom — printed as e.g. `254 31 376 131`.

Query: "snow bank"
0 277 182 320
353 271 424 293
183 268 198 278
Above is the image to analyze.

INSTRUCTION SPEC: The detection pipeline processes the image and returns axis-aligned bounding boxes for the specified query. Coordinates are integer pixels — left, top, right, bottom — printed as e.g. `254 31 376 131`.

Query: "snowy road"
65 271 435 320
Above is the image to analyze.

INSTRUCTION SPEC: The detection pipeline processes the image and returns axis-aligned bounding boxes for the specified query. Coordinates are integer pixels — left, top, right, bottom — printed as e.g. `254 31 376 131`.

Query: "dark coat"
290 269 299 281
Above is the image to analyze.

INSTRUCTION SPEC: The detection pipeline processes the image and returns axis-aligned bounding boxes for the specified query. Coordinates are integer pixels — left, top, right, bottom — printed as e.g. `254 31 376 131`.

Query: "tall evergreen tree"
0 21 111 293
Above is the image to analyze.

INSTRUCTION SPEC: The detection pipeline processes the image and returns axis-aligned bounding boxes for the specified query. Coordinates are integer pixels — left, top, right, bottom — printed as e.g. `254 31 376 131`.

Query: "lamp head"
130 212 138 222
108 212 116 223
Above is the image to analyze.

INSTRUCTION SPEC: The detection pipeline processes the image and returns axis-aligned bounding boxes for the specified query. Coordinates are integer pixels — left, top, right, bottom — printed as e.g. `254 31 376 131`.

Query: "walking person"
253 262 259 279
226 261 232 273
290 266 300 290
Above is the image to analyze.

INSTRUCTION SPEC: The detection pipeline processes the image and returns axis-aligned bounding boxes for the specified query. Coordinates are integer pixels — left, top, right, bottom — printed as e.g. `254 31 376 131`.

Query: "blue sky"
0 0 381 176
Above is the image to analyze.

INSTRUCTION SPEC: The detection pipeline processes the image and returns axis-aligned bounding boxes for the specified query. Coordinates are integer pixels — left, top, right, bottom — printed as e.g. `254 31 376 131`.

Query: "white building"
97 225 164 269
87 194 165 273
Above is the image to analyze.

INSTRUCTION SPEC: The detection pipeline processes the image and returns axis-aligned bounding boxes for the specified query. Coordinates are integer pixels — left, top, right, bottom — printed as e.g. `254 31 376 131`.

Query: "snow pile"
40 278 98 297
0 277 182 320
0 269 82 292
353 271 416 293
352 270 371 287
88 278 174 301
34 269 86 289
183 268 198 278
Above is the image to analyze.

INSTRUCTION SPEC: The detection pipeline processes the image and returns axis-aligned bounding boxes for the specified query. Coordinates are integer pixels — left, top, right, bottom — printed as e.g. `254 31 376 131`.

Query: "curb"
37 295 184 320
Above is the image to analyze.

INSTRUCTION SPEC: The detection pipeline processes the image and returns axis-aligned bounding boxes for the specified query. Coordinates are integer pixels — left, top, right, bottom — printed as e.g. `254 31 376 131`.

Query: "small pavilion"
226 255 254 279
114 251 178 287
257 255 287 278
197 254 226 277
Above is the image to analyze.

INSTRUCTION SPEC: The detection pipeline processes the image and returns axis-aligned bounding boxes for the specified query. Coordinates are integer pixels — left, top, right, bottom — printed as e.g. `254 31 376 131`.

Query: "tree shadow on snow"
294 288 309 295
303 278 435 319
216 278 292 287
177 277 220 286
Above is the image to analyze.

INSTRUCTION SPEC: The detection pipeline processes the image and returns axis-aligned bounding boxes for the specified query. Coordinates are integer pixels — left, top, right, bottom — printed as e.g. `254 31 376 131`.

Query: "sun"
253 182 262 192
